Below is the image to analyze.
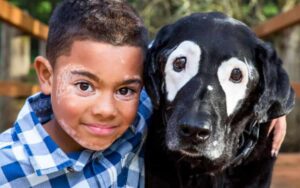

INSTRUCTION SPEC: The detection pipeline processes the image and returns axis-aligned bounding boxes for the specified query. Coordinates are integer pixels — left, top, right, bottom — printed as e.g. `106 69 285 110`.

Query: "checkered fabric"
0 89 152 188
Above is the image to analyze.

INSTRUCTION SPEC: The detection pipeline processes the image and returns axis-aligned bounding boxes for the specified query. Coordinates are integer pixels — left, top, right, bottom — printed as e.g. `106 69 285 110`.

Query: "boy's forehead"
54 40 143 77
55 39 144 61
57 40 144 61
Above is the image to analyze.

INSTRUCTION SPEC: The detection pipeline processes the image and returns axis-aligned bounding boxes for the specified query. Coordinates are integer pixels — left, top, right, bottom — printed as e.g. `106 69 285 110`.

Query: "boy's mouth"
83 123 119 136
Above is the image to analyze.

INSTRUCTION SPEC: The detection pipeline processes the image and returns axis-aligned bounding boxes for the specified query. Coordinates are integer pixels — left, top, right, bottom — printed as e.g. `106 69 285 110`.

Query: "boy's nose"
92 93 117 119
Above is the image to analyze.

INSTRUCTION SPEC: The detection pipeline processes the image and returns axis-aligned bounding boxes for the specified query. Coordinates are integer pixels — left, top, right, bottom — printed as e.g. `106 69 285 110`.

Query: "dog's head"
144 12 295 171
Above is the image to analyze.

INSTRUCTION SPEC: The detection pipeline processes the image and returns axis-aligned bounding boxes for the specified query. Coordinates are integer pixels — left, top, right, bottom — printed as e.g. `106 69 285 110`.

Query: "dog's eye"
230 68 243 83
173 57 186 72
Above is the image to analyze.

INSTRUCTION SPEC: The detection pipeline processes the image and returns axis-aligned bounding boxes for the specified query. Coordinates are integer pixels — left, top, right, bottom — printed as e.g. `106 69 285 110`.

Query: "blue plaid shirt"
0 89 152 188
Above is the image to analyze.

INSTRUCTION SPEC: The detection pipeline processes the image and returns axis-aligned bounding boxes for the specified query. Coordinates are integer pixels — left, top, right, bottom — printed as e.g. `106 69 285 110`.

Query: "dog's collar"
229 119 260 167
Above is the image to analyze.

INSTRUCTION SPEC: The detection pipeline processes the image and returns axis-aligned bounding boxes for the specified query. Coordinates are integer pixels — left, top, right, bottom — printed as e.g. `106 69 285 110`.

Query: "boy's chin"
76 138 115 151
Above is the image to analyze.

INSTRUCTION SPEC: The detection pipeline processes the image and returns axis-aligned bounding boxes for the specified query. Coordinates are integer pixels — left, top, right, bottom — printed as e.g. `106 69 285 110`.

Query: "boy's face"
36 40 144 151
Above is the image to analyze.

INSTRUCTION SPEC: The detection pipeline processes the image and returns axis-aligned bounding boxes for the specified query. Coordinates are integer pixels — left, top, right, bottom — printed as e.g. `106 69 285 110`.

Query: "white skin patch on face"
117 50 126 65
164 41 201 101
55 64 86 104
123 75 141 80
217 57 251 116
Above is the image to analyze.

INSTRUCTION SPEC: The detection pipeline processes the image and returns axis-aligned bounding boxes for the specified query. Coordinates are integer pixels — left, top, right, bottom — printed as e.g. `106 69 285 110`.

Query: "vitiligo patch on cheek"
55 64 82 104
58 119 77 138
56 72 72 104
55 64 86 104
164 41 201 101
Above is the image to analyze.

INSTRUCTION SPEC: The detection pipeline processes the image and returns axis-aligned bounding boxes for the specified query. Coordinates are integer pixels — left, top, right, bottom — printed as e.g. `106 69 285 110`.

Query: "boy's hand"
268 116 287 157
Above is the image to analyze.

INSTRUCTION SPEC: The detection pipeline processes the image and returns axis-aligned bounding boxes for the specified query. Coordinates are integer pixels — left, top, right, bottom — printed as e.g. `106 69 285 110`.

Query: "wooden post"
9 28 31 79
0 23 13 131
0 23 10 80
0 1 48 41
0 23 31 131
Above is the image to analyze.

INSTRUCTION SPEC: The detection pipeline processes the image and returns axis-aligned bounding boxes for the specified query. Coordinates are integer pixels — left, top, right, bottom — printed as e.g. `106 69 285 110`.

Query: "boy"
0 0 152 187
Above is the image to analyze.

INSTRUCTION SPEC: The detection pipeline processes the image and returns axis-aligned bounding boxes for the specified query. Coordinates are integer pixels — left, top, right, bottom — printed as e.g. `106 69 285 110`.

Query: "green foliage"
8 0 61 24
132 0 300 37
263 3 279 17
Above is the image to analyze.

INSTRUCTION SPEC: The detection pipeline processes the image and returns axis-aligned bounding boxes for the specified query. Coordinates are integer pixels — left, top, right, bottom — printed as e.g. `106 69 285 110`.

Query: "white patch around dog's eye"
217 57 250 116
165 41 201 101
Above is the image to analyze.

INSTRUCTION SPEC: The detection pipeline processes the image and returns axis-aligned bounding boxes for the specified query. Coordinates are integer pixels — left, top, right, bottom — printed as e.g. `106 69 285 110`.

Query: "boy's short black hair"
46 0 148 65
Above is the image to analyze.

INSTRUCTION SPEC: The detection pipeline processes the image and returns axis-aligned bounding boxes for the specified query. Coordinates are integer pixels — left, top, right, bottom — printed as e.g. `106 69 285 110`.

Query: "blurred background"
0 0 299 187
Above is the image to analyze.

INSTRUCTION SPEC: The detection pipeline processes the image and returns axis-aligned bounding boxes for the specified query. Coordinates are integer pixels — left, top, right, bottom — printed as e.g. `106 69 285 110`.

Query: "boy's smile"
35 40 144 152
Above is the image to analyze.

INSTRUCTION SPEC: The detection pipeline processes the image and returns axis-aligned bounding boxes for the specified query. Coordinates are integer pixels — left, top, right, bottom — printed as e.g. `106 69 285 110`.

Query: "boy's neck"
43 119 84 153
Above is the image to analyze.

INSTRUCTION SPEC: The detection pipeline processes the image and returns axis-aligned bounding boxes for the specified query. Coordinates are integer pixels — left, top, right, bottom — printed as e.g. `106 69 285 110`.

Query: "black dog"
144 12 295 188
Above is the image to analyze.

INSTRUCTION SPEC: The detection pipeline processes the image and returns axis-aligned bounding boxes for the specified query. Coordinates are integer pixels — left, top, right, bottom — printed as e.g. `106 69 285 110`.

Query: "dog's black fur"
144 12 295 188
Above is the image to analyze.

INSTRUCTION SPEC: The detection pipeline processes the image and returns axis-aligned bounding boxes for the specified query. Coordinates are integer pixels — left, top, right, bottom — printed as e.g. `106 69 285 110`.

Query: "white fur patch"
206 143 224 159
207 85 214 91
217 57 250 116
164 41 201 101
214 17 246 26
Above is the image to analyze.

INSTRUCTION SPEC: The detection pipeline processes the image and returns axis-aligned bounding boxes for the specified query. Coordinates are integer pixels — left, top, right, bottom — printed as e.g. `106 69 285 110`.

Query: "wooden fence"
0 1 48 41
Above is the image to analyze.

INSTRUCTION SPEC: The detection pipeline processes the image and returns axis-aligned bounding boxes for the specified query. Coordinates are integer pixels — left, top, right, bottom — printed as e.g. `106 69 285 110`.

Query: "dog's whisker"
176 155 186 163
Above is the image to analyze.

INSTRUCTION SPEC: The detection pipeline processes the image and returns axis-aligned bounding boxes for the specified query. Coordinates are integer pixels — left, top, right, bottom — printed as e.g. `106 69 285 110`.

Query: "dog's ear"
254 40 295 122
144 25 172 109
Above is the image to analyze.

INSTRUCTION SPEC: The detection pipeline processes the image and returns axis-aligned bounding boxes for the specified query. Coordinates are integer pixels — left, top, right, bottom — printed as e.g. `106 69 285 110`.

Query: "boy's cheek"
52 98 78 123
52 84 77 106
121 99 140 124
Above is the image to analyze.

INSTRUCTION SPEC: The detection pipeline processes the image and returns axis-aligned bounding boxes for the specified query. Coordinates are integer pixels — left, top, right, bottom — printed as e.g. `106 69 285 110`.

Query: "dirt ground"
271 153 300 188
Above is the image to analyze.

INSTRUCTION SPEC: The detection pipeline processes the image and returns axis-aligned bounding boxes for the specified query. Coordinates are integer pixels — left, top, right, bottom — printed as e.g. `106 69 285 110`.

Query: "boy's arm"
268 116 287 157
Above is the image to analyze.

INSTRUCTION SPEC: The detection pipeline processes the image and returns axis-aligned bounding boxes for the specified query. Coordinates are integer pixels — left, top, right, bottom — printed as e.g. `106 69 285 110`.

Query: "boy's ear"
34 56 53 95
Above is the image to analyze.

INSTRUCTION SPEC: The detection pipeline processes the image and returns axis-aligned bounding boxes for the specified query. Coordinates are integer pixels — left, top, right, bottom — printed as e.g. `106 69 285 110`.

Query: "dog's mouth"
179 148 202 158
178 148 228 173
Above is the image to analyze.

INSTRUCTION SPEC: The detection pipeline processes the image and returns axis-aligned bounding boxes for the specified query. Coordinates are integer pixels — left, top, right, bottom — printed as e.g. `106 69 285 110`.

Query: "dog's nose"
179 122 211 142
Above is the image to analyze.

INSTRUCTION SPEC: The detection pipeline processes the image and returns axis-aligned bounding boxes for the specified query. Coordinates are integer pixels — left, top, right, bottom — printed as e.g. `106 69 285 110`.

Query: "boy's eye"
116 87 139 101
75 82 94 92
118 88 134 96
